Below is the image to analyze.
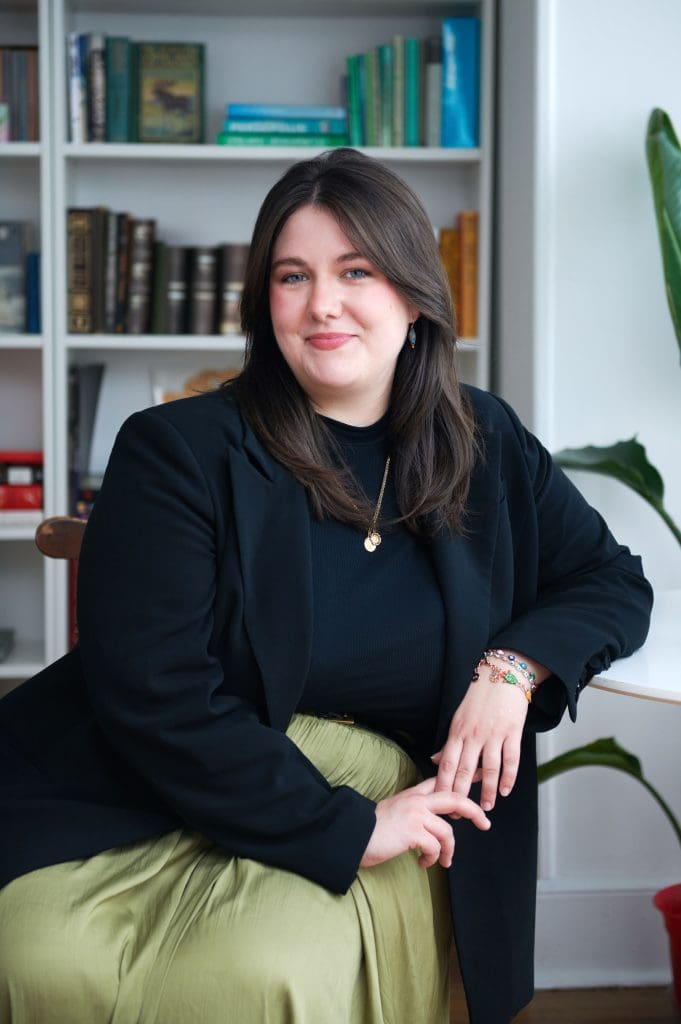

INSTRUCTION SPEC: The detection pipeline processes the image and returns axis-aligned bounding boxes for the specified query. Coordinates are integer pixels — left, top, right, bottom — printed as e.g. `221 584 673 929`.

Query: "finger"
424 812 455 868
410 775 439 795
480 746 502 812
451 746 482 800
472 766 483 783
415 830 441 869
425 791 491 830
499 735 522 797
434 737 463 792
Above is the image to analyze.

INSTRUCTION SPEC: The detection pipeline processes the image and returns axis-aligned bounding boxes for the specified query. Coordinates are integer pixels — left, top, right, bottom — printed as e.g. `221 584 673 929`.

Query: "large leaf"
554 437 681 545
646 108 681 360
538 737 681 849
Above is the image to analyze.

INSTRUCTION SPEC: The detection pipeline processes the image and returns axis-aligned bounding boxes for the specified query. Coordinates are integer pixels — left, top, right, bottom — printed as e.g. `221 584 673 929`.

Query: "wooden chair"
34 515 86 561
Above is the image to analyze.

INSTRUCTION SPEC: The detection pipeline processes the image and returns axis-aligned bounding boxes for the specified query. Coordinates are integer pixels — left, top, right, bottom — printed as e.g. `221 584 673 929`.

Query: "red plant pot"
653 883 681 1014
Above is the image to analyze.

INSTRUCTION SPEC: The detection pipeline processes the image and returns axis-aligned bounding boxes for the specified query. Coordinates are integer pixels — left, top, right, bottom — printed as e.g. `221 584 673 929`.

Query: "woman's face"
269 204 418 425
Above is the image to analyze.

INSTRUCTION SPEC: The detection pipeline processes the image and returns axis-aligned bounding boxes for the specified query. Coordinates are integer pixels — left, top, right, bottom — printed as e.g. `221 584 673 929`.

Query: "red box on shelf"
0 451 43 510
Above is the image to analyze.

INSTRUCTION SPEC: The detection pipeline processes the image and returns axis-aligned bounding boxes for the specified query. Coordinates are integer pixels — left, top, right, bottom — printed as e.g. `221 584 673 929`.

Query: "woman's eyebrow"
271 251 366 272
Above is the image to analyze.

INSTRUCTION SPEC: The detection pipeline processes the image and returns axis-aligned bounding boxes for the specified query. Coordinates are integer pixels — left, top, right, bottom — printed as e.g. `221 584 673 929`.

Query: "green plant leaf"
646 108 681 359
554 437 664 507
538 737 681 849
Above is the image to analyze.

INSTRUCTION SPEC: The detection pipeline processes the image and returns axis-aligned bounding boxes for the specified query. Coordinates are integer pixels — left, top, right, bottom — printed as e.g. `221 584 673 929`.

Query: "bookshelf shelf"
0 335 43 349
0 143 42 159
62 143 483 164
67 335 247 352
0 527 39 542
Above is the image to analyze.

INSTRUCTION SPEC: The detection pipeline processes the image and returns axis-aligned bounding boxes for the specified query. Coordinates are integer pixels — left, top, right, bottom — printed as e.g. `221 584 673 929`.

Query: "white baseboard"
534 883 673 988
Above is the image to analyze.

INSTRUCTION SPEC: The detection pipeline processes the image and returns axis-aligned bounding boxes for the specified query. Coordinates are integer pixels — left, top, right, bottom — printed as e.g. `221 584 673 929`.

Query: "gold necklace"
364 455 391 553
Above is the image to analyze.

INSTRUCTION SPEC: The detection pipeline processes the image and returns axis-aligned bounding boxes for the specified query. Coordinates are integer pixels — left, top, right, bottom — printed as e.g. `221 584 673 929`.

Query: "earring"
408 322 416 350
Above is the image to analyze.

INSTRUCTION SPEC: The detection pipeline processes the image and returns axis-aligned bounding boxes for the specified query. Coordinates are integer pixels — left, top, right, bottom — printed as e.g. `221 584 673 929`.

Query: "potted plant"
539 107 681 1013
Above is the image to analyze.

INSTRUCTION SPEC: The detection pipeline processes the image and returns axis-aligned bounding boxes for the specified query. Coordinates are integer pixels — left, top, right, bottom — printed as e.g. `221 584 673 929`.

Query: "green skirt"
0 715 452 1023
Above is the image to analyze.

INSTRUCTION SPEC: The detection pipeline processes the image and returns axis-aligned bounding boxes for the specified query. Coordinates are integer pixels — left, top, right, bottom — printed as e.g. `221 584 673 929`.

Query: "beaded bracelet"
472 649 538 702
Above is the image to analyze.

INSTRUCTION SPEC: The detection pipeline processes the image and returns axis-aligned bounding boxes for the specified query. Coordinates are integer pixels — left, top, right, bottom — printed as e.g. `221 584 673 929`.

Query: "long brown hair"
230 147 479 537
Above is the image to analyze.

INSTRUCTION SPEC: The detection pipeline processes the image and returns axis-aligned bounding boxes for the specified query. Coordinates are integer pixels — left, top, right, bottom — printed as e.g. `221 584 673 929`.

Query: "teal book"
377 43 393 146
217 132 349 147
105 37 132 142
404 38 421 147
363 49 379 146
222 117 347 135
346 55 363 146
441 17 480 148
391 36 405 147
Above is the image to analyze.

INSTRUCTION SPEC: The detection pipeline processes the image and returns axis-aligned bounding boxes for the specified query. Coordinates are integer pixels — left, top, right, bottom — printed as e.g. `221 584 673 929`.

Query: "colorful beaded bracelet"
484 648 537 688
472 649 538 702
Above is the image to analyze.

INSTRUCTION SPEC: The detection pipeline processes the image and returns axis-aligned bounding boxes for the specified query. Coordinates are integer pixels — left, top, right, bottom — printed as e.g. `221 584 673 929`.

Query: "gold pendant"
364 531 381 552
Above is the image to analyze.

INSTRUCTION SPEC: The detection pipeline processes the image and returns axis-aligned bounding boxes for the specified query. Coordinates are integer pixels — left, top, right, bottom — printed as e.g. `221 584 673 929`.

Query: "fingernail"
482 801 492 812
500 786 510 797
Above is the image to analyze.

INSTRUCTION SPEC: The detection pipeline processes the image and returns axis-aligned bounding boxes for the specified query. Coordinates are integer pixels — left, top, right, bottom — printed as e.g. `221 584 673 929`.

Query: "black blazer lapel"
432 429 504 747
226 430 313 732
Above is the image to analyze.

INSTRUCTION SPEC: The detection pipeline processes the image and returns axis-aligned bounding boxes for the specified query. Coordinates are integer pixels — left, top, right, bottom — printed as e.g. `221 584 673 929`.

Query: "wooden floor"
450 982 679 1022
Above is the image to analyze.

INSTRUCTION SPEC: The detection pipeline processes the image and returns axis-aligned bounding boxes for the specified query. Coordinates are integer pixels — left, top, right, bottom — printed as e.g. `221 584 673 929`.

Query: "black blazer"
0 385 652 1023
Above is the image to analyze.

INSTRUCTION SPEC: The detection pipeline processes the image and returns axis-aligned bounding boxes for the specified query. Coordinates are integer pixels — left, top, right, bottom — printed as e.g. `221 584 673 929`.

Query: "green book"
363 49 379 146
346 55 363 146
378 43 393 147
404 38 421 147
133 42 205 144
217 132 349 147
105 37 132 142
392 36 405 147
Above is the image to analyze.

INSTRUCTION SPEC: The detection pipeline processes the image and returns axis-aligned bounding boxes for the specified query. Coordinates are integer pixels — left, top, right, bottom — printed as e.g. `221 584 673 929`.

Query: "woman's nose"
307 276 342 321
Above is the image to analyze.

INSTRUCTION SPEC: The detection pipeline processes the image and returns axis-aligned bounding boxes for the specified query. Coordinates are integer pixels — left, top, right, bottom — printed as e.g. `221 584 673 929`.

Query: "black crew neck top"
299 414 446 752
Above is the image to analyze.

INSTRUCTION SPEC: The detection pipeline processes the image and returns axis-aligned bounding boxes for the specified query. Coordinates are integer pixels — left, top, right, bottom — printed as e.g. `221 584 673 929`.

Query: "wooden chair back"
34 516 86 561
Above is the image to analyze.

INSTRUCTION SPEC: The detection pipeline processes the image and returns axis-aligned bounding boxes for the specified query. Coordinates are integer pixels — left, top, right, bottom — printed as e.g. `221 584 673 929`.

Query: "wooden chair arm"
34 516 87 561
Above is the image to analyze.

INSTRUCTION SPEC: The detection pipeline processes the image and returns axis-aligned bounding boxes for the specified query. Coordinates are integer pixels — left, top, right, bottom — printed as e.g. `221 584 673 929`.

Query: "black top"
300 413 445 751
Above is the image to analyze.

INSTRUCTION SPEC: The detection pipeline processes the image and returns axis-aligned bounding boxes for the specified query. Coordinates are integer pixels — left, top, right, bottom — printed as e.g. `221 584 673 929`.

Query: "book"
105 37 133 143
0 629 14 664
363 49 379 147
67 208 94 332
391 37 405 148
0 102 8 142
222 117 347 135
441 17 480 148
226 103 346 121
68 363 105 514
217 243 249 335
67 33 87 144
439 225 460 315
125 218 156 333
114 213 131 332
423 35 442 147
103 210 118 333
377 43 393 147
86 33 106 143
0 221 30 333
188 246 218 334
216 132 348 147
26 252 41 334
404 38 421 147
151 242 189 334
0 451 43 511
345 56 363 147
457 210 479 337
0 47 39 142
90 206 109 333
134 42 204 144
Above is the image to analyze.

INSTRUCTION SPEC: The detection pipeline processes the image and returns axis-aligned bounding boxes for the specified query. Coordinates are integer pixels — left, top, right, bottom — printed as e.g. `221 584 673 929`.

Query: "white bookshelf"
2 0 496 673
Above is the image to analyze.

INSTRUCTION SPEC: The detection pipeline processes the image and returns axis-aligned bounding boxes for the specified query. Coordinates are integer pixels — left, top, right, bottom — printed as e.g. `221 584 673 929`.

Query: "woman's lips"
306 333 354 350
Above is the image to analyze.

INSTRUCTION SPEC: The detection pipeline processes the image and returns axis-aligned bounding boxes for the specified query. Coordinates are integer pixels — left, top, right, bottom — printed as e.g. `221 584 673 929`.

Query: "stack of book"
217 104 349 148
0 221 41 334
66 206 249 335
66 36 205 143
0 46 39 142
345 16 479 148
439 210 479 339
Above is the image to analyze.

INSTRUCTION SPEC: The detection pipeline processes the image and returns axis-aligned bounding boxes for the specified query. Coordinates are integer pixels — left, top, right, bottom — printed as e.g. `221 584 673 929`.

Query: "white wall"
498 0 681 988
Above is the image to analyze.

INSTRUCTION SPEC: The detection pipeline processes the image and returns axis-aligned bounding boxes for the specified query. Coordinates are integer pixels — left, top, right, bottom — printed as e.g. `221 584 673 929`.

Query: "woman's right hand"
359 776 491 871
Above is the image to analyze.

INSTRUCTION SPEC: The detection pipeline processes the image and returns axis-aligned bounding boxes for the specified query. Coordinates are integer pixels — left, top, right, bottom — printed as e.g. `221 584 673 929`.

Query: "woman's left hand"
431 661 531 812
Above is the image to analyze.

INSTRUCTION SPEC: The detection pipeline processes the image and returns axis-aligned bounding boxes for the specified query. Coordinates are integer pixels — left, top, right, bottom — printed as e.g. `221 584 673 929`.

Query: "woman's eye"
344 268 369 280
281 272 307 284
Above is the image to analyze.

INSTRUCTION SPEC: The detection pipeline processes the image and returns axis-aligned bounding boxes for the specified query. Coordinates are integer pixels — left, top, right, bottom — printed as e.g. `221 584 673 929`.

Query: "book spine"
165 246 189 334
218 243 249 335
227 103 347 120
391 36 405 148
13 50 27 141
424 35 442 146
103 210 118 333
441 17 480 148
125 219 156 334
438 226 460 316
363 49 379 147
0 222 27 332
66 33 87 144
25 251 41 334
404 38 421 147
457 210 479 338
345 56 363 147
216 132 349 147
105 37 132 143
378 43 393 147
150 241 168 334
114 213 130 333
67 209 94 333
222 117 348 135
188 246 218 335
90 206 108 332
27 47 39 142
87 33 106 143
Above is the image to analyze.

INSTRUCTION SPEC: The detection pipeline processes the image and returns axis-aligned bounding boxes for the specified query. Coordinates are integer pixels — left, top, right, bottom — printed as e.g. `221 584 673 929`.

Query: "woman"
0 149 652 1024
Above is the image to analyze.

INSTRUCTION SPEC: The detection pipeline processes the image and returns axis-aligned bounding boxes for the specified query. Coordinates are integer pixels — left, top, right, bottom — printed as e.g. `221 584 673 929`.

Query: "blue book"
226 103 347 121
26 252 41 334
222 117 348 135
105 37 132 142
441 17 480 148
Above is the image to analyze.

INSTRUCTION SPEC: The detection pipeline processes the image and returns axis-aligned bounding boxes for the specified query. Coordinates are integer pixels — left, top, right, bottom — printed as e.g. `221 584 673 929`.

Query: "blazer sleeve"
485 394 654 731
77 407 376 893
